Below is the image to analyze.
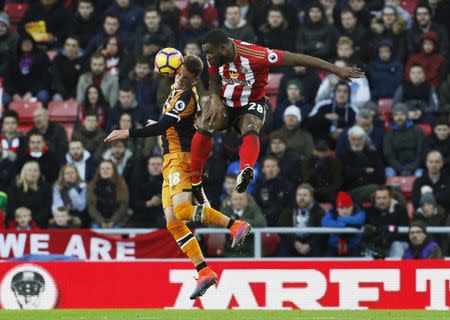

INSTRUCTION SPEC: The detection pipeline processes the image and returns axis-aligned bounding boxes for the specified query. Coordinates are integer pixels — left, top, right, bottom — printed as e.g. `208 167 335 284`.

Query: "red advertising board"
0 260 449 310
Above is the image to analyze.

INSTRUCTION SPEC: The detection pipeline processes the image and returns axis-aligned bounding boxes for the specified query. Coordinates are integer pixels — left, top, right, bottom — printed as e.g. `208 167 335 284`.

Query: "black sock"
226 218 235 229
196 261 207 272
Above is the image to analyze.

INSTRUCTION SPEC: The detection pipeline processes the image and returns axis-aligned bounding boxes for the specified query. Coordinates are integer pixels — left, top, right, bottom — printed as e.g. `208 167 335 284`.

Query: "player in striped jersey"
105 55 251 300
190 29 365 204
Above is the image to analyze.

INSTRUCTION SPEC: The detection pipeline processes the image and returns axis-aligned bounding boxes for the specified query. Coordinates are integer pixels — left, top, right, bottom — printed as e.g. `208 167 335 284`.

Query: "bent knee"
174 202 193 220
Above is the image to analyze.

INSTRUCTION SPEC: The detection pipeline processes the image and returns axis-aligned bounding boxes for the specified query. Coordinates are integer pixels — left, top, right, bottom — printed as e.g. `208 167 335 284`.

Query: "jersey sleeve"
165 89 196 122
207 60 219 75
264 48 284 67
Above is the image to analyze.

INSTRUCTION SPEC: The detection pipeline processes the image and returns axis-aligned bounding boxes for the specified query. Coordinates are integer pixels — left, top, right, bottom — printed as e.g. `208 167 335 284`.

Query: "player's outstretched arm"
104 116 177 142
281 51 365 82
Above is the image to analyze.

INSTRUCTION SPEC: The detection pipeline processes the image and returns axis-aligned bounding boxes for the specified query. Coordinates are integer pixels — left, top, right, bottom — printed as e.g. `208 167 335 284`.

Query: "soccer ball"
154 48 183 76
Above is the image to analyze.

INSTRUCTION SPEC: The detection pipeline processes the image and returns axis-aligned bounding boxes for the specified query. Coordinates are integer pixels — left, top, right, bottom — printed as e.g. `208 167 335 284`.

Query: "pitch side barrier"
95 227 450 258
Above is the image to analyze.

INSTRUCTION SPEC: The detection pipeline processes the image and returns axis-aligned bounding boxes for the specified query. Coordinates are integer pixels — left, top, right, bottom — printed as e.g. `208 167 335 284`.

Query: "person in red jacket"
405 31 446 89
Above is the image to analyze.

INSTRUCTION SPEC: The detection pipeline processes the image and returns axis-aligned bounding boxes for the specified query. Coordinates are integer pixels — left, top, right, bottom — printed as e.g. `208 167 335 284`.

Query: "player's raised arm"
281 51 365 82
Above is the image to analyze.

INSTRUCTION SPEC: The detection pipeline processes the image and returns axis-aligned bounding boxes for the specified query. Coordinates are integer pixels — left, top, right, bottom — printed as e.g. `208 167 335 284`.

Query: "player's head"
175 55 203 88
202 29 233 68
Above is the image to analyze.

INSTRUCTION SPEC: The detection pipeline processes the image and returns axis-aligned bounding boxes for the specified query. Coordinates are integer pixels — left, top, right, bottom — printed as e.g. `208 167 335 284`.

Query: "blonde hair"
15 206 31 217
17 161 40 192
55 164 84 189
337 36 353 48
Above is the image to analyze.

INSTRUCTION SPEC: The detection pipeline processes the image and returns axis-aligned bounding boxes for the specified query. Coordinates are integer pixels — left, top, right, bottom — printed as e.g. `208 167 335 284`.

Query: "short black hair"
202 29 229 46
263 154 279 165
144 6 160 15
119 82 134 92
183 55 204 77
135 56 150 66
2 110 19 123
104 13 120 23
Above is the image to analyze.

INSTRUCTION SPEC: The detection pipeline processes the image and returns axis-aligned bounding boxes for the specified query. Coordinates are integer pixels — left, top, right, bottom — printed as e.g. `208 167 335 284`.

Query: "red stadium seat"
262 233 280 256
4 3 29 24
9 101 43 124
206 234 225 257
400 0 418 14
48 100 78 123
266 73 283 95
63 123 74 140
268 95 277 111
17 124 33 135
387 176 417 200
417 123 432 137
175 0 188 9
378 98 393 115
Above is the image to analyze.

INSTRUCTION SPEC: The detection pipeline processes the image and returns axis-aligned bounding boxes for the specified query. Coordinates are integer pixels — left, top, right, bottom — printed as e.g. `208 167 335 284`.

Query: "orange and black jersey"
129 86 200 154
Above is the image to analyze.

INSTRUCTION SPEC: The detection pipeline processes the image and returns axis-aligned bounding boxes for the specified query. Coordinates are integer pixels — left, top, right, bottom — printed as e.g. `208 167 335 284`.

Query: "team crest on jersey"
229 71 239 78
239 66 248 74
268 51 279 64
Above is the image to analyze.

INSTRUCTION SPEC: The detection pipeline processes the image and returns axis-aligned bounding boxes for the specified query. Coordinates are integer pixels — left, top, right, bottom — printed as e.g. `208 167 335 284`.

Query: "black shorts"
223 97 269 133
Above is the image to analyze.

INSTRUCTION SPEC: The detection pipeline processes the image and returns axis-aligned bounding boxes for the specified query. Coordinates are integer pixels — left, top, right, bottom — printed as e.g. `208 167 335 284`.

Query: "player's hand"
203 96 226 130
146 119 157 127
104 130 129 142
335 66 365 83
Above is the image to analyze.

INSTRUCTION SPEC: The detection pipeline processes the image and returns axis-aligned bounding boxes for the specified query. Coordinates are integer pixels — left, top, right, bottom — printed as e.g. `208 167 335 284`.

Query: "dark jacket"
271 126 314 161
414 205 449 255
85 31 129 57
252 175 294 226
106 102 146 131
272 99 312 130
129 73 159 120
16 149 60 184
72 126 106 162
7 179 52 228
0 18 19 76
403 240 443 259
334 23 368 61
258 21 296 52
412 174 450 210
340 146 385 190
336 126 384 157
51 51 86 99
69 11 99 49
383 121 425 172
179 25 208 51
223 20 256 43
106 1 143 37
64 151 97 182
28 122 68 166
133 24 175 56
273 150 302 186
424 133 450 171
407 22 448 56
0 157 16 190
277 69 321 105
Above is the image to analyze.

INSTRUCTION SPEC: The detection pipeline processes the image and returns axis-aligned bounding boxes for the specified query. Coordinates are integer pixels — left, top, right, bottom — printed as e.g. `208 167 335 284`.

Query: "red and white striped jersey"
208 39 284 108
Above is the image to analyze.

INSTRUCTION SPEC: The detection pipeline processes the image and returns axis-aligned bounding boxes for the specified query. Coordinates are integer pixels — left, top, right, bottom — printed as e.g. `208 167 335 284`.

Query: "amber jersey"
161 85 200 154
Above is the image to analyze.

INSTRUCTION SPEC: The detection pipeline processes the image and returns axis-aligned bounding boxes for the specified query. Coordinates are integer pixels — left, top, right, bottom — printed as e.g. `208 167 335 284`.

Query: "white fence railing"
95 227 450 258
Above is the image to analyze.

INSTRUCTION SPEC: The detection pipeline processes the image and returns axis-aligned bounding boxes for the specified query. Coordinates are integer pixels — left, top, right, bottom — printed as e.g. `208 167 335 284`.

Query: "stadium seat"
9 101 43 124
4 3 29 27
17 124 33 135
206 234 225 257
175 0 188 9
386 176 417 200
417 123 432 137
262 233 280 256
62 123 74 140
48 100 78 123
378 98 393 115
267 73 283 110
400 0 418 14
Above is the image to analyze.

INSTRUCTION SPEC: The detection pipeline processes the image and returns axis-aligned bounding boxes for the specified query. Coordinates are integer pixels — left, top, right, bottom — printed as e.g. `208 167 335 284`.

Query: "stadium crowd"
0 0 449 259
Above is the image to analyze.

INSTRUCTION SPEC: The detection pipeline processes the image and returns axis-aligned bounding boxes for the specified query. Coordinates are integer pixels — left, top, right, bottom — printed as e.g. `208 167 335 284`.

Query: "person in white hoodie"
65 139 98 182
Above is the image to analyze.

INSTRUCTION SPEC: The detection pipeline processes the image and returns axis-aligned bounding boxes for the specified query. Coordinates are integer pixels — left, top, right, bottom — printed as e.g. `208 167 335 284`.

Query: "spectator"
220 173 237 207
134 7 175 57
65 140 97 182
87 160 130 228
277 184 326 257
70 0 98 49
7 161 52 228
179 4 208 50
0 110 26 162
424 118 450 171
78 85 109 129
364 185 410 257
48 206 81 229
222 3 256 43
335 36 365 70
127 155 164 228
262 0 299 32
72 112 107 162
28 108 68 166
302 140 342 203
3 33 51 107
412 150 450 210
296 2 334 60
272 80 312 130
315 59 370 109
271 106 314 161
220 190 267 256
76 53 119 107
101 35 132 81
383 0 412 29
258 6 295 52
268 132 302 185
405 32 446 89
8 207 38 230
335 7 368 62
51 36 86 101
383 103 425 177
321 191 366 256
180 0 219 30
403 221 443 259
369 5 407 62
183 41 209 91
128 57 159 121
407 3 448 56
440 71 450 112
102 139 135 187
340 125 385 199
106 0 143 37
367 39 403 100
17 132 59 184
414 190 449 255
20 0 70 47
346 0 372 27
158 0 181 34
320 0 336 25
336 109 385 157
393 64 438 123
0 12 18 76
252 155 294 226
309 81 358 146
277 66 321 105
85 13 125 56
138 34 163 62
52 164 88 226
106 83 145 130
0 143 16 190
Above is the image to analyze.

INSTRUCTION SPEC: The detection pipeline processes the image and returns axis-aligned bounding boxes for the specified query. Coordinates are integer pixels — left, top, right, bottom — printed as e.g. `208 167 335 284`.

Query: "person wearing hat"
302 139 342 203
271 105 314 161
414 189 449 254
0 13 18 77
321 191 366 257
403 220 443 259
383 103 425 177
